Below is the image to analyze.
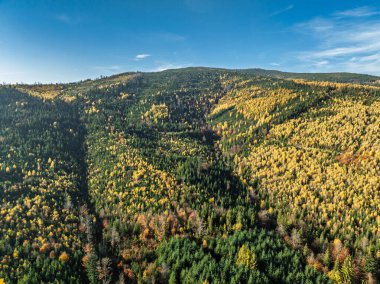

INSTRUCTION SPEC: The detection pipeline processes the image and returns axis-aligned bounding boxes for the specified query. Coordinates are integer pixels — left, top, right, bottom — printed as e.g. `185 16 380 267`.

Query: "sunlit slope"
210 74 380 280
240 68 380 84
1 67 379 283
76 70 328 283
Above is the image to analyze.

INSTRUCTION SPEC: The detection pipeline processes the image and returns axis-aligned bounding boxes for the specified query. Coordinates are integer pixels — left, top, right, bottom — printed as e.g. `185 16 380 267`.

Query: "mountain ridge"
3 67 380 86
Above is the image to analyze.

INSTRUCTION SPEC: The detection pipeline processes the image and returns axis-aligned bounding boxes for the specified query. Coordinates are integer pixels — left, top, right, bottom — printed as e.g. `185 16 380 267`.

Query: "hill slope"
241 68 380 84
0 67 379 283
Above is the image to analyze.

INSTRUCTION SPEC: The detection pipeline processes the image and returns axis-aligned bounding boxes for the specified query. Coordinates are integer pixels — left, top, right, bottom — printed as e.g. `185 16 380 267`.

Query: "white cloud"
294 7 380 75
313 60 329 67
294 18 334 34
154 63 191 72
270 5 294 17
135 54 151 60
302 42 380 59
334 6 380 18
270 63 280 66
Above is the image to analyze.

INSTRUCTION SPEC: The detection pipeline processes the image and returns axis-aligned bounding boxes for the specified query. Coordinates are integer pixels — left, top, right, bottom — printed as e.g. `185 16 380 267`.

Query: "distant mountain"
4 67 380 88
155 67 380 84
235 68 380 84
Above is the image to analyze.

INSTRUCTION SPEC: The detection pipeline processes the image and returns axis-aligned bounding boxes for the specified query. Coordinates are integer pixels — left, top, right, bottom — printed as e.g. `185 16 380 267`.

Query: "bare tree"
97 257 112 284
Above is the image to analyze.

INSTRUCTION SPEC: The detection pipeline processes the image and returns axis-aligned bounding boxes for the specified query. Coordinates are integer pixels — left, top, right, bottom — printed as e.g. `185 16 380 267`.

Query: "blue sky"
1 0 380 83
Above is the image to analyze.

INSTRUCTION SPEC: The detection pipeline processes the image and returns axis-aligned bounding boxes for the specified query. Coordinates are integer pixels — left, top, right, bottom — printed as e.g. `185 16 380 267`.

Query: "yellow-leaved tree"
143 104 169 123
236 244 257 270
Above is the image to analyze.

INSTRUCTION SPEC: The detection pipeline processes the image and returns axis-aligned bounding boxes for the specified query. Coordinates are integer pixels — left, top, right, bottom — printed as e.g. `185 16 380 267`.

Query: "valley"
0 68 379 283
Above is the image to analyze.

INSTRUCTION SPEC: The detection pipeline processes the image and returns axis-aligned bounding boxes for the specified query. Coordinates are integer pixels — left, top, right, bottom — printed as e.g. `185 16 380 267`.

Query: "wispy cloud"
334 6 380 18
294 18 334 34
270 5 293 17
294 6 380 75
154 63 192 72
270 62 280 66
135 54 151 60
313 60 329 67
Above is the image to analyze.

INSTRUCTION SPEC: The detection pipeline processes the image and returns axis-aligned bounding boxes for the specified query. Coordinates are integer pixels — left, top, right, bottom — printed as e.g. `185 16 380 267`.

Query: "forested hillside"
0 88 87 282
209 73 380 283
0 68 379 283
241 69 380 84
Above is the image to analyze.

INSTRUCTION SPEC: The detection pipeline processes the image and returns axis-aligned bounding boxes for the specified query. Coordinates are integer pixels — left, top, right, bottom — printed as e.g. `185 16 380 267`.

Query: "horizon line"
1 66 379 85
